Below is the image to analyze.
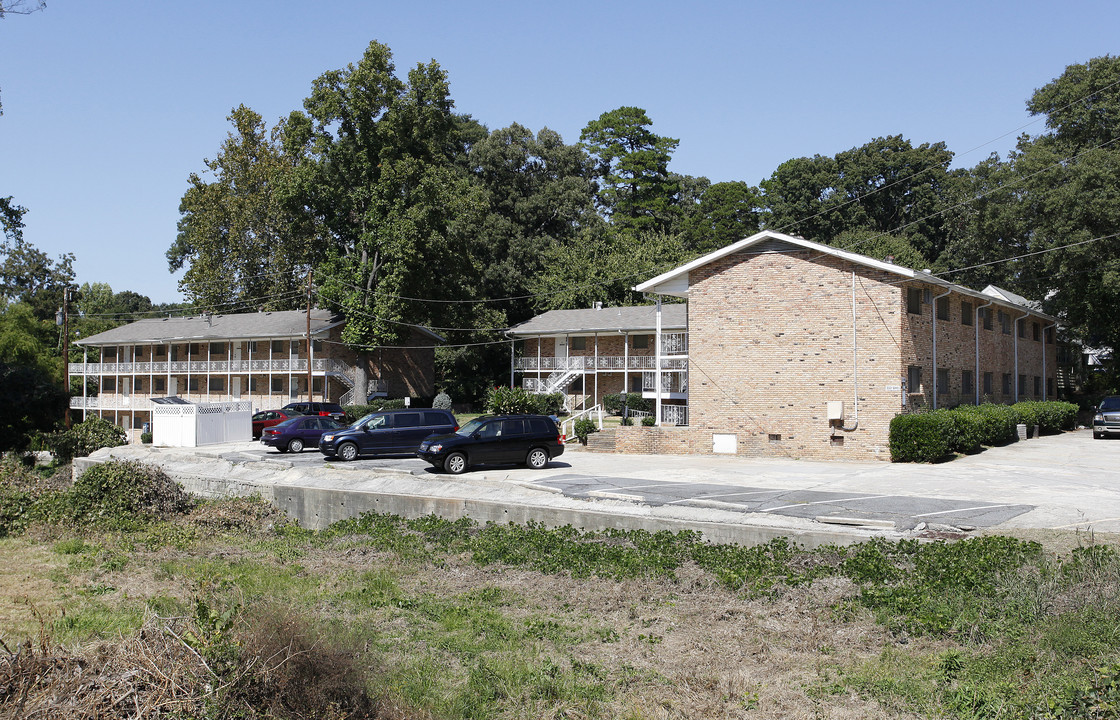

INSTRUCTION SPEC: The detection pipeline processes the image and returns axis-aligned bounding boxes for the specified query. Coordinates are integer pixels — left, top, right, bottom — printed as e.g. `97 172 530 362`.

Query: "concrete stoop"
584 428 618 452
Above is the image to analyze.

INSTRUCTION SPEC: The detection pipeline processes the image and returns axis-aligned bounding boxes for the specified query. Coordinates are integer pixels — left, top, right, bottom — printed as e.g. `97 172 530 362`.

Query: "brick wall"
684 249 906 460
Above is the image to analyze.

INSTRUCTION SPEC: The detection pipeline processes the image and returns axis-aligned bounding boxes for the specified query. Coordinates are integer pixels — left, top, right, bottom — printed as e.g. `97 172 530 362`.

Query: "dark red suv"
281 402 347 423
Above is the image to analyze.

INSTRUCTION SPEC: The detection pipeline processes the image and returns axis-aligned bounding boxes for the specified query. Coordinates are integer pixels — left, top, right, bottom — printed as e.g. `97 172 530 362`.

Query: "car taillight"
453 424 459 431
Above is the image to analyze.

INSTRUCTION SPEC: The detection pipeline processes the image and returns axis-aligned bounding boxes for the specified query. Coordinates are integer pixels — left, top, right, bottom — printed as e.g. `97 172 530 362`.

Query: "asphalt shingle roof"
76 310 344 346
507 304 687 336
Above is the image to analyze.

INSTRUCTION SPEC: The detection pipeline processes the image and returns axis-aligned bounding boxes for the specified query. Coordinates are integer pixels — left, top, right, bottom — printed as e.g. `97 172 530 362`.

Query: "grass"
6 464 1120 718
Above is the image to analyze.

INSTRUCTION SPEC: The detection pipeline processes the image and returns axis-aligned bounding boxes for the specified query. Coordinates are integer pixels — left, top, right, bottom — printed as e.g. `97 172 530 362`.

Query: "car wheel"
444 452 467 474
526 448 549 469
288 438 304 453
338 442 359 462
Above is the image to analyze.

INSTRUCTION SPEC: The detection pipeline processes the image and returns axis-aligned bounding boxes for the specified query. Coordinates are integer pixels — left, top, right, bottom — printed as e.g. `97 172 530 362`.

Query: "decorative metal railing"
660 404 688 426
642 371 688 394
514 355 662 372
69 358 340 375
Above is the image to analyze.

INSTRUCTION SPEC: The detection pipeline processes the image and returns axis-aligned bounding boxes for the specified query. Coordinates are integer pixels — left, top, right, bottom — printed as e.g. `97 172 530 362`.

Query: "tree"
580 107 680 233
680 180 764 253
761 136 961 264
0 234 75 322
0 299 66 450
168 105 319 312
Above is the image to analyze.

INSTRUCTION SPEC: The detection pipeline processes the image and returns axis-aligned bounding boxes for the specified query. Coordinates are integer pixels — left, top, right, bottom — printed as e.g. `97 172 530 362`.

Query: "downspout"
842 271 859 431
1013 309 1030 402
975 299 994 405
932 287 952 409
1042 321 1057 400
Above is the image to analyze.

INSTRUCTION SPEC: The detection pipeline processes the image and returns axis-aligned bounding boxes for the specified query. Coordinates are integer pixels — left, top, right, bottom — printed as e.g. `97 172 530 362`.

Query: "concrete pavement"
80 429 1120 547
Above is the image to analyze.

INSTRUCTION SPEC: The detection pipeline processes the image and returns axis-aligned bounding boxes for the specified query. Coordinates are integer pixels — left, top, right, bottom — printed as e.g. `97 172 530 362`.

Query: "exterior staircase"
584 428 617 452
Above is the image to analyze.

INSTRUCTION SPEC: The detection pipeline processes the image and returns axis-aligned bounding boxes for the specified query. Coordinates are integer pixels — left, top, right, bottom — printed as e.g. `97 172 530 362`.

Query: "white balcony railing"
661 332 688 355
660 404 688 426
514 355 661 372
69 358 338 375
642 371 688 395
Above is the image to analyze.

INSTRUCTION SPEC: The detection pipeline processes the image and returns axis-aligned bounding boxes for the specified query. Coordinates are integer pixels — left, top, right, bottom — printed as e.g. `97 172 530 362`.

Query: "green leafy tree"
168 104 319 312
680 180 764 253
0 300 66 450
580 106 680 233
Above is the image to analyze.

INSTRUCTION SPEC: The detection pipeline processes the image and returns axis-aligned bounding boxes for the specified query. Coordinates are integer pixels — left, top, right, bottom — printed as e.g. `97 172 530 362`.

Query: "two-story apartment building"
510 230 1059 460
72 309 438 440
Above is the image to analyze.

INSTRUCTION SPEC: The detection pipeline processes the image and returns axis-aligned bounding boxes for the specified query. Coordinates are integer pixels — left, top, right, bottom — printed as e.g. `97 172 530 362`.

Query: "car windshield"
1100 397 1120 411
354 413 388 429
457 418 488 436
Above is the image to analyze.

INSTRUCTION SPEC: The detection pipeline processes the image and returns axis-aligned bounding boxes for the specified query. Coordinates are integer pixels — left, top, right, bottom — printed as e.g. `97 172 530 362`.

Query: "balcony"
642 371 688 400
514 355 663 372
660 404 688 426
68 358 345 375
661 332 688 355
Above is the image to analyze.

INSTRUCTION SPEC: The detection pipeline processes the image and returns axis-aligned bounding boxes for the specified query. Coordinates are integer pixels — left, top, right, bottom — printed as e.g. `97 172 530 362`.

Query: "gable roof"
507 304 687 336
633 230 1055 321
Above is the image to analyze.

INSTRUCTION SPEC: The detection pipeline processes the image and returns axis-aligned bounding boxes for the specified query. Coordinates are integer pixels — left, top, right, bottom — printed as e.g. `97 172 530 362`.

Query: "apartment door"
168 377 178 397
555 337 568 363
232 377 242 400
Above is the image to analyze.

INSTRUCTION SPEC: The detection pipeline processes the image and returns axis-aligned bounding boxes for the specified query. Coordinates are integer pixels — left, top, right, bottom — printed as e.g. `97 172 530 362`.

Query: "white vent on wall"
827 401 844 421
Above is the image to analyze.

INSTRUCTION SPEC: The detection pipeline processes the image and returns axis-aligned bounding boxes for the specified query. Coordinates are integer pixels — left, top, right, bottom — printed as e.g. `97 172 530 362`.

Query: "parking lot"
227 429 1120 534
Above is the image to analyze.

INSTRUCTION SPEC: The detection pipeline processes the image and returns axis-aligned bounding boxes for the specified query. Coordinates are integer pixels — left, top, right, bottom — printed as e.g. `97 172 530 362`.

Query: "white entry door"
556 337 568 361
232 377 241 400
169 376 178 397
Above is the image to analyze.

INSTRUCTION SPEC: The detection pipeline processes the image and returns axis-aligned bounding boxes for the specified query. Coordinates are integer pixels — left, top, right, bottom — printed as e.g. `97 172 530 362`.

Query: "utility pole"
306 269 313 402
58 287 72 428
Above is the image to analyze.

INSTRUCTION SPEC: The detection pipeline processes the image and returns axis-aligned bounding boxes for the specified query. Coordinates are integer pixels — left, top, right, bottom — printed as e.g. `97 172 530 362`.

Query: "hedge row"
889 401 1079 463
603 393 653 416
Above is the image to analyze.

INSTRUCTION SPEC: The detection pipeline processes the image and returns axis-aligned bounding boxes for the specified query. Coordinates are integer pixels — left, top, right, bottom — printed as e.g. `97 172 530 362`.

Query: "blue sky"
2 0 1118 304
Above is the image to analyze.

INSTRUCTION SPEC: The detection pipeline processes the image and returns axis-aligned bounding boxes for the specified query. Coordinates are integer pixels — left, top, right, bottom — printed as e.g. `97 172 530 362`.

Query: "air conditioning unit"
826 401 844 421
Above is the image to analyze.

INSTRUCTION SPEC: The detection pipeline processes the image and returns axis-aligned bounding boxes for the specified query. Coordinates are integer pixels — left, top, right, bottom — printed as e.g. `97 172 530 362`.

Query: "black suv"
319 408 458 460
281 401 346 423
416 414 564 474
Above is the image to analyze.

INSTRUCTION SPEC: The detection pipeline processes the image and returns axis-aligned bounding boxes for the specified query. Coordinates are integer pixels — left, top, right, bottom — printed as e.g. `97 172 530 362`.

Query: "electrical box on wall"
826 401 844 421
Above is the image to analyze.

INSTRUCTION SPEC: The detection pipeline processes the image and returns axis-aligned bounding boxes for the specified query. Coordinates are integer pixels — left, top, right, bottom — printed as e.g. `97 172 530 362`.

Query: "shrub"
944 408 984 454
573 418 598 444
485 386 538 414
641 415 656 427
67 460 192 529
140 431 152 444
45 416 127 462
620 416 634 426
604 393 652 415
1013 400 1078 434
432 391 452 410
970 403 1019 446
530 392 565 416
889 412 953 462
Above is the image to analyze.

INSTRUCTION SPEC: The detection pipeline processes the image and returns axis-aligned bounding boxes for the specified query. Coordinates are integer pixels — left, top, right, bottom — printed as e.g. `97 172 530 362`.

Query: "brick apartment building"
511 230 1058 460
72 309 437 441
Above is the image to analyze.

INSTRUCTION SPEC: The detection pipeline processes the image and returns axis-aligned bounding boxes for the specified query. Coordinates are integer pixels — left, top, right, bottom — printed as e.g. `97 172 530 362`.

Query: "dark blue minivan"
319 408 458 461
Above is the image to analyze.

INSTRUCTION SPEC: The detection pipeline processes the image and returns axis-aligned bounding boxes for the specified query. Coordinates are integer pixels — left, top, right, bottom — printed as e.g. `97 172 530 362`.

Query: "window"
312 339 323 353
271 377 284 393
1034 376 1041 396
936 368 949 395
962 369 974 396
154 377 166 393
983 371 993 395
271 340 284 355
249 377 258 392
923 289 932 304
188 343 200 356
249 341 258 354
102 377 116 392
570 336 586 351
631 334 649 349
134 416 145 429
134 377 143 392
209 342 226 355
1047 377 1055 396
312 377 323 394
154 345 166 357
188 377 200 392
1032 322 1041 341
1018 374 1026 396
1017 319 1027 339
961 301 973 326
208 377 225 392
936 296 950 321
906 288 922 314
1046 326 1055 344
982 307 993 331
999 311 1011 335
907 365 923 394
290 340 300 356
1002 373 1012 395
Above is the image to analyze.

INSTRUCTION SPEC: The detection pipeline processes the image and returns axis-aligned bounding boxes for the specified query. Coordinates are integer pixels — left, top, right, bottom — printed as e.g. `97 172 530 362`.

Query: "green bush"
970 403 1019 446
67 460 192 530
603 393 652 416
530 392 565 416
1013 400 1078 433
943 408 984 454
641 416 656 427
889 412 953 462
45 416 127 462
620 416 634 426
343 398 427 423
432 391 452 410
140 431 153 444
485 386 538 415
573 418 598 444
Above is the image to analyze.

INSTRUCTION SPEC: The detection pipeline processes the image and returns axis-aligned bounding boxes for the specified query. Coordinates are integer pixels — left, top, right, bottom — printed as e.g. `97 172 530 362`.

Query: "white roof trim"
632 229 1056 321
